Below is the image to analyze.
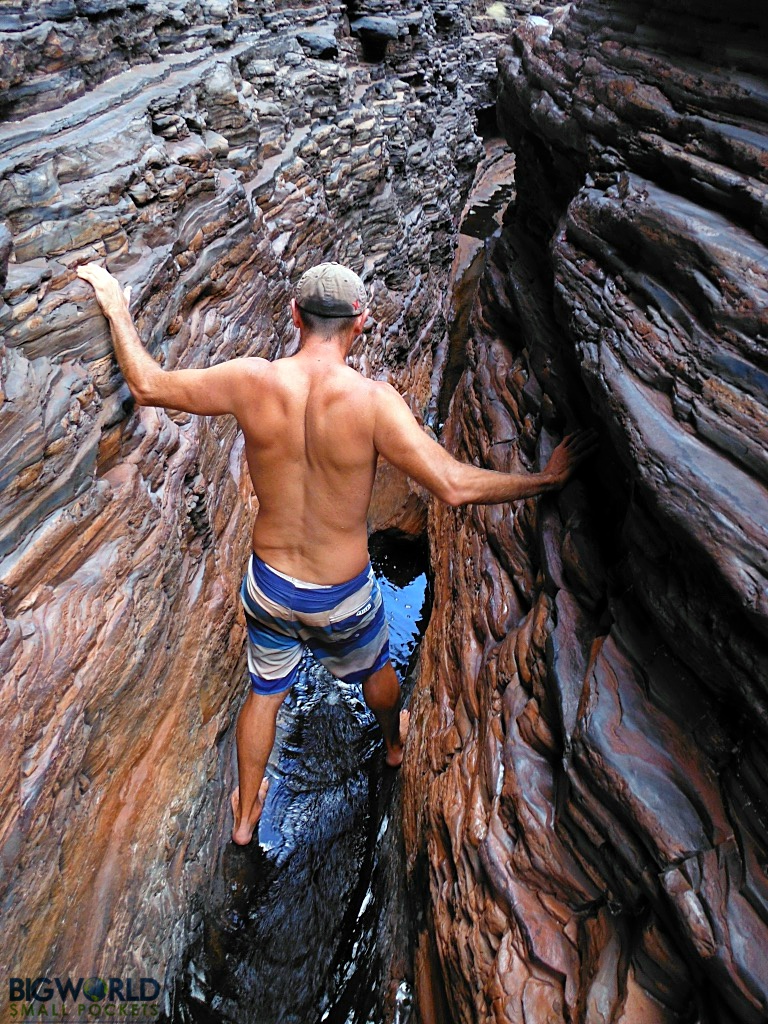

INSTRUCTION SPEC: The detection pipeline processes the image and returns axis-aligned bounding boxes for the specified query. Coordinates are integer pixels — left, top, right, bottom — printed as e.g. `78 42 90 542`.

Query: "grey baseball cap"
295 262 368 317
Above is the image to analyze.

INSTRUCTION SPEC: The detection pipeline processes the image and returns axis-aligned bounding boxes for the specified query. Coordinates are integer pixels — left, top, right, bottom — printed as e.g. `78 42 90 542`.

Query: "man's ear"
356 306 370 332
290 297 302 328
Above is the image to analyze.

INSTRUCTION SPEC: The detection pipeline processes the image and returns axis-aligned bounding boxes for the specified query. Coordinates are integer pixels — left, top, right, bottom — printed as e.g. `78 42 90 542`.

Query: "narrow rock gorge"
2 1 767 1023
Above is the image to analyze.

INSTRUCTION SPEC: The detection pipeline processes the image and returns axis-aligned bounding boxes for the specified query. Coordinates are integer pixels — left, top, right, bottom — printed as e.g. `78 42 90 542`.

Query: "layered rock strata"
0 0 505 999
404 2 768 1022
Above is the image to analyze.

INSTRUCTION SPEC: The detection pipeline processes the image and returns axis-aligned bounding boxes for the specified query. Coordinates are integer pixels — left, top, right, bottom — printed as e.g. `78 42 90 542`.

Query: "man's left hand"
544 429 599 486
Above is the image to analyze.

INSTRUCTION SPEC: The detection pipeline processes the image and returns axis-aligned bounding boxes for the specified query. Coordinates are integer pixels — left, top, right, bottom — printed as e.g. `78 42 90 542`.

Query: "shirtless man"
77 261 597 845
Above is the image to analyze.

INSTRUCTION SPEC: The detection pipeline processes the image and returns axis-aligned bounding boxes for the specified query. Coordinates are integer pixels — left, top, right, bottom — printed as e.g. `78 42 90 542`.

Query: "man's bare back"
238 352 380 584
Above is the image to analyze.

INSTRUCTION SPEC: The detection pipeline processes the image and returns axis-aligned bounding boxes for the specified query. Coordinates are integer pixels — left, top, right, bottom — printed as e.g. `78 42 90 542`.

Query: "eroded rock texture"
0 0 506 999
404 2 768 1023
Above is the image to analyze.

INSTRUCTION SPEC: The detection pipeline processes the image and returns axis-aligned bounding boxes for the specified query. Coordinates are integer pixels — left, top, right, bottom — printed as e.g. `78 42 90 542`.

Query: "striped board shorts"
240 553 391 695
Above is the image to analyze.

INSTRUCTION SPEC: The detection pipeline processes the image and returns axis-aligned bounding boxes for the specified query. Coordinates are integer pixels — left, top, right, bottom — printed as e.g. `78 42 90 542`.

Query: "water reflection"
459 180 514 240
166 535 429 1024
369 532 430 680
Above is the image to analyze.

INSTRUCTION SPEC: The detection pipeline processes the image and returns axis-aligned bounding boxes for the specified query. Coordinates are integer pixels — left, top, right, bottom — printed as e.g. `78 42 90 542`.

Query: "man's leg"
362 660 410 768
231 687 289 845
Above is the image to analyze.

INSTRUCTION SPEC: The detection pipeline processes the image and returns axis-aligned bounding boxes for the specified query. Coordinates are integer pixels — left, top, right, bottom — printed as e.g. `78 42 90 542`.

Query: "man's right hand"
543 429 600 486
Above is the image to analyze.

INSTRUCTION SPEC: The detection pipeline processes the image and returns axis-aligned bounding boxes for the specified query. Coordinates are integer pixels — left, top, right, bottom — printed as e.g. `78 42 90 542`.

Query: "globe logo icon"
82 977 107 1002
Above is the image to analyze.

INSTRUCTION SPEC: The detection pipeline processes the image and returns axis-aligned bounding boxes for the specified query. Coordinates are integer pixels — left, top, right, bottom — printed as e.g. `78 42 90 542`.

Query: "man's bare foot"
231 778 269 845
385 709 411 768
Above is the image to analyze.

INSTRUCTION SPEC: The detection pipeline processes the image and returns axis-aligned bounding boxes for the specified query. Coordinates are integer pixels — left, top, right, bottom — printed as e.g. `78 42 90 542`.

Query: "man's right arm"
372 382 597 506
77 262 264 417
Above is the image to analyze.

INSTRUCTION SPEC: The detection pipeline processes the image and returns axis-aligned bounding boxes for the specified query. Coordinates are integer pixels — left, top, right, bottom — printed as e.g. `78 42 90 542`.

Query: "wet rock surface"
404 1 768 1023
164 534 429 1024
0 0 506 1002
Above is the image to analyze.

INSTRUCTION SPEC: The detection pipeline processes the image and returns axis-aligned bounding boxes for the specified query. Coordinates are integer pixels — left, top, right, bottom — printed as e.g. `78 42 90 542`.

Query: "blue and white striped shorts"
240 553 391 695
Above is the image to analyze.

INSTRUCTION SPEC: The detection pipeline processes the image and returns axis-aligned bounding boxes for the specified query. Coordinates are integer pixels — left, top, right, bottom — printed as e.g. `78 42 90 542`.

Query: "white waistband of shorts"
254 555 333 590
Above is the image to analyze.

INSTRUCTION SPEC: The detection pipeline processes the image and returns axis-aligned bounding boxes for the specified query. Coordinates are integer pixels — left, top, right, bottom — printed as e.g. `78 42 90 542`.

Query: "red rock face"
404 2 768 1022
0 0 508 1002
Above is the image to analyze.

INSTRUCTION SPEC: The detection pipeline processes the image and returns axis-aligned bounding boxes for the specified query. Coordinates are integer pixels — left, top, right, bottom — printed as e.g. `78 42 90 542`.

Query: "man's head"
292 262 369 345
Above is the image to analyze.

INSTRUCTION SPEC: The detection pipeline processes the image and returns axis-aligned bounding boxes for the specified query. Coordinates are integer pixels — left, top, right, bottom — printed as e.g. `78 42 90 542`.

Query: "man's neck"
298 334 351 361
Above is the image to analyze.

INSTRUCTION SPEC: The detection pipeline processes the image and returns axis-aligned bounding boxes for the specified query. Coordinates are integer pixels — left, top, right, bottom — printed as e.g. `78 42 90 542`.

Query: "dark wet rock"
166 543 428 1024
350 18 400 62
295 28 338 60
351 16 399 39
0 220 12 289
351 16 400 42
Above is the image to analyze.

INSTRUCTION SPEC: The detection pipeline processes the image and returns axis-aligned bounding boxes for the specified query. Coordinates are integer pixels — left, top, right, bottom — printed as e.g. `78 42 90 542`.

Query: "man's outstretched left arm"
77 263 260 416
372 381 598 505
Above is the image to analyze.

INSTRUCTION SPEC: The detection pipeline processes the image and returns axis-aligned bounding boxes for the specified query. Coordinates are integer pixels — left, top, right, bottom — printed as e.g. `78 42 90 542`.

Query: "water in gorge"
164 534 430 1024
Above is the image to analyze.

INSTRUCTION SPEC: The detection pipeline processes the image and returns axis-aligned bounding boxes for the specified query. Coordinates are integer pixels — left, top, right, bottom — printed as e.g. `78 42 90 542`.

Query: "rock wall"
0 0 505 1000
404 2 768 1023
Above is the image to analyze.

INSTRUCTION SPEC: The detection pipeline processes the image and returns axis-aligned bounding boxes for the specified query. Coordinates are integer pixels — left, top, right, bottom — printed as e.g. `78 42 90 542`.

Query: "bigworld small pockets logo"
6 976 161 1019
